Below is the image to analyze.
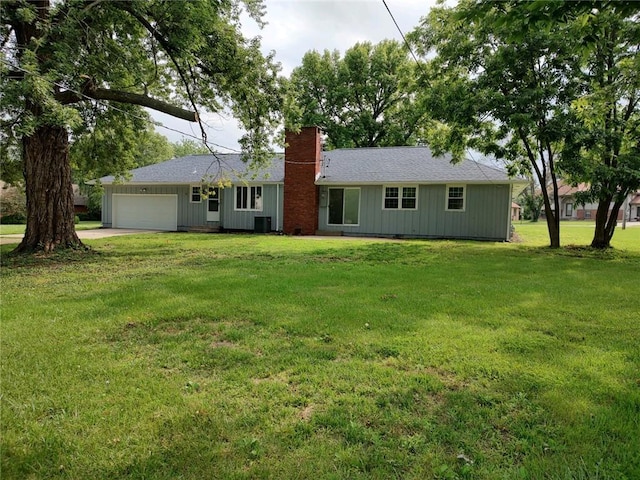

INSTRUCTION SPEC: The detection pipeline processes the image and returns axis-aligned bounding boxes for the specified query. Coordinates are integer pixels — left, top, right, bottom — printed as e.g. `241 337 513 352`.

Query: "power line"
0 59 262 181
2 60 305 176
0 58 242 154
381 0 431 85
381 0 421 65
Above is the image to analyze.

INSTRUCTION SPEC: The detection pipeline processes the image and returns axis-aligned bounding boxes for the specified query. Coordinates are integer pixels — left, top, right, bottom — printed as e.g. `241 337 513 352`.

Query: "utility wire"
1 59 259 183
381 0 421 65
3 60 308 176
1 59 241 154
381 0 431 85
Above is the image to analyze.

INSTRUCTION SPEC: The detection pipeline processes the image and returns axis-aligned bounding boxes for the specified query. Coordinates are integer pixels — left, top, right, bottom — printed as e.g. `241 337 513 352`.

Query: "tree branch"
113 2 215 150
6 70 24 80
81 0 108 13
55 87 198 122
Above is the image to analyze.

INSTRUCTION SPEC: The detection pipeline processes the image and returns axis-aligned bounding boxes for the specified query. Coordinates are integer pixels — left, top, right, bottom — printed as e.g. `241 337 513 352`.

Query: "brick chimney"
283 126 322 235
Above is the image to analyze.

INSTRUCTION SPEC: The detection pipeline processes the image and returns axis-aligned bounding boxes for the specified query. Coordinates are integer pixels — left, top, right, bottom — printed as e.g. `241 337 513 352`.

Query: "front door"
207 187 220 222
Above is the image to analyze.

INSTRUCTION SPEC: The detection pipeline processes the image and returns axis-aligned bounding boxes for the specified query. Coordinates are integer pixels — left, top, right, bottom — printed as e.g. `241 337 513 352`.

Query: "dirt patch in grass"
299 405 314 421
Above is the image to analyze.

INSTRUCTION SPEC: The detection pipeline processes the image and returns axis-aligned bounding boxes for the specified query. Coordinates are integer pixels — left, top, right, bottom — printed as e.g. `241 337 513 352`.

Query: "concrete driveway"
0 228 162 245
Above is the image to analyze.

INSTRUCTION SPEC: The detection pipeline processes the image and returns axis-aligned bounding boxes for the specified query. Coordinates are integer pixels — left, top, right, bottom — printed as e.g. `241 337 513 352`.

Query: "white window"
446 185 465 211
235 185 263 211
190 185 202 203
328 188 360 225
383 186 417 210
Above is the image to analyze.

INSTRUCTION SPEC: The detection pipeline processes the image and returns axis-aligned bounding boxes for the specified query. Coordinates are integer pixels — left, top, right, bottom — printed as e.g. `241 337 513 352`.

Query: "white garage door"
112 194 178 231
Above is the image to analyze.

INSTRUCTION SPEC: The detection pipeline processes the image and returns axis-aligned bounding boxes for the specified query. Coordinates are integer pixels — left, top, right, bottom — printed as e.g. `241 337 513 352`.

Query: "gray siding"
220 184 283 231
103 183 283 231
318 184 511 241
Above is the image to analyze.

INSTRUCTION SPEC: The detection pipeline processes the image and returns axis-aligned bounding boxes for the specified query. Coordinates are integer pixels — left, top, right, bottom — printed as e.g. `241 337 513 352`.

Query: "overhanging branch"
55 87 197 122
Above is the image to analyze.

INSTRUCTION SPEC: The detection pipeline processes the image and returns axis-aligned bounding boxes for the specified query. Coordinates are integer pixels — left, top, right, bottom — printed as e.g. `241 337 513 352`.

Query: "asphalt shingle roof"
99 154 284 184
317 146 516 184
98 146 520 185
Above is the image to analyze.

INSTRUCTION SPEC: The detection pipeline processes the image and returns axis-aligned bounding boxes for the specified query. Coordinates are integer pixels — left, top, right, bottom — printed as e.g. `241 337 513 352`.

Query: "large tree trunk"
540 185 560 248
591 197 623 249
13 125 83 254
543 205 560 249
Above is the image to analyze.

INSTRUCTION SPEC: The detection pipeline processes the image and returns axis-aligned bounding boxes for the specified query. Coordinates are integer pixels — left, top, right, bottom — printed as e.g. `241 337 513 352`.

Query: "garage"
112 194 178 231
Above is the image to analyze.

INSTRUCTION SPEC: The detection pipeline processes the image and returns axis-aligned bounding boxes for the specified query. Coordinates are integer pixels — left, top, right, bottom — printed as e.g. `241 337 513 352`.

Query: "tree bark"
542 201 560 248
55 87 198 122
591 196 624 249
13 125 83 254
537 170 560 248
591 200 611 249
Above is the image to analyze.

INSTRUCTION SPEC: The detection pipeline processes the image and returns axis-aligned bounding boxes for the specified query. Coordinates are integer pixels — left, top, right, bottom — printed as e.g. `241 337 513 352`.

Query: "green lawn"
512 220 640 248
0 221 102 235
2 224 639 479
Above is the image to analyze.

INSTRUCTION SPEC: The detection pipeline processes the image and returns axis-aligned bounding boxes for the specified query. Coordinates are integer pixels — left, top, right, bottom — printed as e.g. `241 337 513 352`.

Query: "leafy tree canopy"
171 138 213 158
555 2 640 247
409 0 580 247
69 109 173 182
285 40 424 149
409 0 640 248
1 0 282 253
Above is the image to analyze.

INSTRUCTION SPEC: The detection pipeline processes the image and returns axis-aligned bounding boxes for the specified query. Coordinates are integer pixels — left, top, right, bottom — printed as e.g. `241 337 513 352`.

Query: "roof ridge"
328 145 432 153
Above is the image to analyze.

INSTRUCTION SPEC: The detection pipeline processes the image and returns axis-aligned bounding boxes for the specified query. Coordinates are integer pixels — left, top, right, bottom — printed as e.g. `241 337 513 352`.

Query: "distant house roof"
512 202 520 209
97 146 523 186
630 194 640 205
73 184 88 206
555 182 589 197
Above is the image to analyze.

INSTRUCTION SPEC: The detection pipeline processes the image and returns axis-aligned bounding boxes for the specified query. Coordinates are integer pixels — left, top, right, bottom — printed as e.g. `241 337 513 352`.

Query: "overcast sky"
152 0 439 151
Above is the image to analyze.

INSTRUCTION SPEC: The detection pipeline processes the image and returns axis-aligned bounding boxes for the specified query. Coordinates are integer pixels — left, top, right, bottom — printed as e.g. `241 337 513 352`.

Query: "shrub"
0 185 27 224
78 211 102 221
86 183 103 219
521 191 544 221
0 213 26 224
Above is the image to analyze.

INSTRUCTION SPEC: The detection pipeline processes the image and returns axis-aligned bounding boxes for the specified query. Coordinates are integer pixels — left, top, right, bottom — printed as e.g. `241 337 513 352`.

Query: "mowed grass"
1 224 639 479
0 221 102 235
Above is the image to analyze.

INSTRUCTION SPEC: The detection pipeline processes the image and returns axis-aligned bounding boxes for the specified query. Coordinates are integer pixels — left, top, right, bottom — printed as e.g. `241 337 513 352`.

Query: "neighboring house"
511 202 521 221
555 181 638 221
72 184 89 214
630 193 640 221
1 181 88 217
556 182 599 220
97 127 526 241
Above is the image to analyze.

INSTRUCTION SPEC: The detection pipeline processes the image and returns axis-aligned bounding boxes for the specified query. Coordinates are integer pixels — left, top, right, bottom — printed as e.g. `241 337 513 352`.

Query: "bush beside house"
0 182 27 224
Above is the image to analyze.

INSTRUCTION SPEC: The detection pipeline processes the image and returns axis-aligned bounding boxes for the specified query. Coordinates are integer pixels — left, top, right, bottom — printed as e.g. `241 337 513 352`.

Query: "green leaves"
2 0 281 174
410 0 640 247
171 138 211 158
286 40 424 149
